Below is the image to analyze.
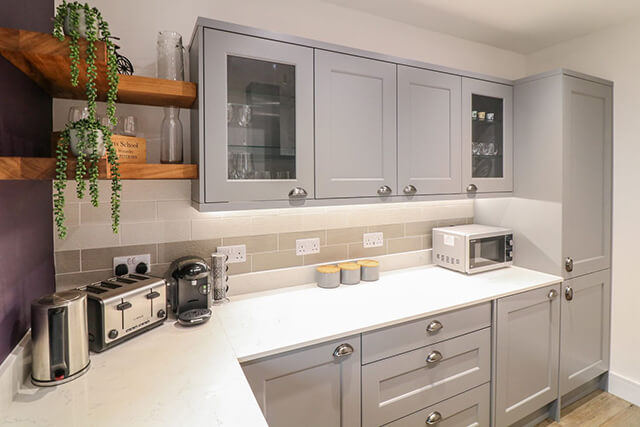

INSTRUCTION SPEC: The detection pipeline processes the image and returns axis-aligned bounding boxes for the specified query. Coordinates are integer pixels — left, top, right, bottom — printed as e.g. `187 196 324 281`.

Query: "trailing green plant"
52 1 121 239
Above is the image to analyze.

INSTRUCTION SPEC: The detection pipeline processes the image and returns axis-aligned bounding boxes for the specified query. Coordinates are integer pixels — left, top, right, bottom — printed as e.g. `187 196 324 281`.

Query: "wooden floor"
537 390 640 427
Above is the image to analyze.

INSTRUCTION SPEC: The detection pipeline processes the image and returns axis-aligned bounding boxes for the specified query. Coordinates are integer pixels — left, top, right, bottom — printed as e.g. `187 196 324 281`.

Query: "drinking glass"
157 31 185 81
236 105 252 127
68 106 89 122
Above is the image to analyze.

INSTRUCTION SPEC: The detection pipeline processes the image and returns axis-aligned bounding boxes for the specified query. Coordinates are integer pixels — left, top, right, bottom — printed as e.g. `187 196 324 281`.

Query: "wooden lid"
357 259 379 268
317 265 340 274
338 262 360 271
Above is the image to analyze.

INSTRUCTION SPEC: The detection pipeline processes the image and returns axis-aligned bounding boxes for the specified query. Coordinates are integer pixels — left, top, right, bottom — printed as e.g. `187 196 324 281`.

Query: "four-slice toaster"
78 274 167 352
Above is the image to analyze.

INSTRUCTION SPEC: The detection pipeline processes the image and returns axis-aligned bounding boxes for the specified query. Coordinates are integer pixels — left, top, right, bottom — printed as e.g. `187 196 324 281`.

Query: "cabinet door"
495 284 561 427
562 77 612 278
560 270 610 395
398 66 461 195
203 29 314 202
315 50 397 198
242 336 361 427
462 78 513 193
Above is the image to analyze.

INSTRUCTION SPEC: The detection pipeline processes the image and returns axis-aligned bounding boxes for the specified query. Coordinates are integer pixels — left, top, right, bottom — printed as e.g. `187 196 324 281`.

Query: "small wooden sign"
52 132 146 163
110 134 146 163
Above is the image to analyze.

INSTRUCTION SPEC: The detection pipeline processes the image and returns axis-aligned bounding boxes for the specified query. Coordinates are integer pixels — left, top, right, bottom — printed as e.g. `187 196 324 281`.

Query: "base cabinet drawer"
362 302 491 364
386 383 490 427
362 328 491 427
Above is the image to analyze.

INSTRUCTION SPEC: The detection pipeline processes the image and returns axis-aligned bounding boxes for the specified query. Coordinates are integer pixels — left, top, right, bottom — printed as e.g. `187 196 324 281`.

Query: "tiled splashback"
53 180 473 292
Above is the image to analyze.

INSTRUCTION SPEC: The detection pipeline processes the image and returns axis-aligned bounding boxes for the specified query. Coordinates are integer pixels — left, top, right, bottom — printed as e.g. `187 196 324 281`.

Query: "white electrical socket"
363 232 384 248
113 254 151 276
217 244 247 263
296 238 320 256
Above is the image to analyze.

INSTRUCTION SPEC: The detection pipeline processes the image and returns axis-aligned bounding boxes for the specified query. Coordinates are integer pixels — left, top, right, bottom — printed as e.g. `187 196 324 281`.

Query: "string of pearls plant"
52 1 121 239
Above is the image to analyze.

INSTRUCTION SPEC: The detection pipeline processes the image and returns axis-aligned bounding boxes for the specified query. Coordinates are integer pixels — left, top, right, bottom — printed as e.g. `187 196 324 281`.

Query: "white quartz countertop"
216 265 563 362
1 264 562 426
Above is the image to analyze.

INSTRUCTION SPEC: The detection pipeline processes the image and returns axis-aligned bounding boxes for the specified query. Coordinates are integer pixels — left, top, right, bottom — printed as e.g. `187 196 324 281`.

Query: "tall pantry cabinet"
476 70 613 422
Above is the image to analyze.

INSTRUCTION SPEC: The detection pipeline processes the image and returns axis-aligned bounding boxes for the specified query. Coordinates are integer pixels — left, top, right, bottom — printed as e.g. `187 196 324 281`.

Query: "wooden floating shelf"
0 157 198 180
0 27 196 108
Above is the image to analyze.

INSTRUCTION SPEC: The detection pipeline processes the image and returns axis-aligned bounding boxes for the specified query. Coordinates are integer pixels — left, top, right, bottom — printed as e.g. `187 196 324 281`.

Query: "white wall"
526 17 640 404
52 0 524 250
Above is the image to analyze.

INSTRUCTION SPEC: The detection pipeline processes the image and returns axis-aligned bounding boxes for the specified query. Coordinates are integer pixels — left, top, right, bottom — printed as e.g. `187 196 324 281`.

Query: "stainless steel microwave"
433 224 513 274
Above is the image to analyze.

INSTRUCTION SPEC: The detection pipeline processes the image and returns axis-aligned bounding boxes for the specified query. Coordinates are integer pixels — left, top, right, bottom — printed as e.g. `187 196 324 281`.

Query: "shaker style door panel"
562 77 612 278
203 29 314 202
242 336 361 427
560 270 611 395
462 78 513 193
398 66 461 195
362 328 490 427
495 284 561 427
315 50 397 199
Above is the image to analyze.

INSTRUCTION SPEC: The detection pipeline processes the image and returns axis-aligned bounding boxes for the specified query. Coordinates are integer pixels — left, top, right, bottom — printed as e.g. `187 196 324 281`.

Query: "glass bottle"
160 107 183 164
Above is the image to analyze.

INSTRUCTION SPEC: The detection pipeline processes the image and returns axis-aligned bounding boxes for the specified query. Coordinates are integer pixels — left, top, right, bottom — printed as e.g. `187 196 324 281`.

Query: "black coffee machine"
166 256 212 326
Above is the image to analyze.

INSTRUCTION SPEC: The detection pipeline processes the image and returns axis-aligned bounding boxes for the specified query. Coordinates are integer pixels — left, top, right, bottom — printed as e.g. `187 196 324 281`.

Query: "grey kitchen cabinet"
475 71 612 279
195 28 315 203
362 328 490 427
561 76 612 278
462 78 513 194
397 66 462 195
495 284 561 427
386 383 490 427
560 269 611 395
242 335 361 427
314 50 397 199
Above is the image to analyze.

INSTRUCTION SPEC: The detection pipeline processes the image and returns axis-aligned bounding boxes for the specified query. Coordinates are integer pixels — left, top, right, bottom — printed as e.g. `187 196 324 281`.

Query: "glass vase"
160 107 183 164
157 31 185 81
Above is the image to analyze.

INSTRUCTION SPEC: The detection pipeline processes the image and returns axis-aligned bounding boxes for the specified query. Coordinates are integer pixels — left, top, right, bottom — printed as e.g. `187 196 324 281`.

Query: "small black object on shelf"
108 36 134 75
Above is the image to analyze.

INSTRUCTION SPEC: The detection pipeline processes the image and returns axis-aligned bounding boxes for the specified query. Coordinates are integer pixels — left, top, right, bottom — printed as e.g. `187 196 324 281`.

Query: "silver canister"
210 253 230 304
358 259 380 281
316 265 340 289
338 262 361 285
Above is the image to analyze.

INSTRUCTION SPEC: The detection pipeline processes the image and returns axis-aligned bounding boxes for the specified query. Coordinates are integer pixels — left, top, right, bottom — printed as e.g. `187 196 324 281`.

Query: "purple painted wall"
0 0 55 363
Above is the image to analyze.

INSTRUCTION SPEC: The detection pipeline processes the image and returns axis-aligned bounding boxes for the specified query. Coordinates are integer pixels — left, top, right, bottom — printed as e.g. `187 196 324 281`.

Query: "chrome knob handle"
403 184 417 195
288 187 308 199
425 350 443 364
565 286 574 301
377 185 392 196
425 411 442 425
426 320 443 333
466 184 478 192
565 257 574 272
333 343 354 358
548 289 558 299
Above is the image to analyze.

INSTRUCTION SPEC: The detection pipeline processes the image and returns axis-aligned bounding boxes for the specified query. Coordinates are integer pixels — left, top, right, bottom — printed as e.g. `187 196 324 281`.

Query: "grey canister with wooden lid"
338 262 361 285
316 265 340 288
358 259 380 281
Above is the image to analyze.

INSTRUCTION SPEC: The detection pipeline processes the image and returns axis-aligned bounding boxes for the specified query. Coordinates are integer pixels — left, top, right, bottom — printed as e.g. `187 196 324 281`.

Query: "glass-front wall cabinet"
462 78 513 193
203 29 314 203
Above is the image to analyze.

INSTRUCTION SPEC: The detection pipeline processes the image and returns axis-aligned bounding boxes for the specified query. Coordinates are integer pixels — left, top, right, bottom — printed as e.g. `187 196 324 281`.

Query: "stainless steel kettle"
31 290 90 386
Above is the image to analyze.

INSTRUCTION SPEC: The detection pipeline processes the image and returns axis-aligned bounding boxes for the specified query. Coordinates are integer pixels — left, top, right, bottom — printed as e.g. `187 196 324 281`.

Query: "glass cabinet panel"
462 78 512 193
203 29 313 203
227 56 296 181
471 94 503 178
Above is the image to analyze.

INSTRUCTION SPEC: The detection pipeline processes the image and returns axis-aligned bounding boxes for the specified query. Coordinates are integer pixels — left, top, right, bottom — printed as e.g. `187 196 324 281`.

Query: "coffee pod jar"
357 259 380 281
316 265 340 289
338 262 361 285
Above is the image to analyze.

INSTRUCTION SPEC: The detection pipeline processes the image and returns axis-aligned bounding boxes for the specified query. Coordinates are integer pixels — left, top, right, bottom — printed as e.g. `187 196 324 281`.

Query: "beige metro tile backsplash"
53 180 474 291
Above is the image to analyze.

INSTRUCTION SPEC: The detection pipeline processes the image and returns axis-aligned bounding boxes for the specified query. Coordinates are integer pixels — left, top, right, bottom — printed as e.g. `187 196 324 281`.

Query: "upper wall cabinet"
462 78 513 194
397 66 461 195
201 29 315 202
562 76 612 278
314 50 397 199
